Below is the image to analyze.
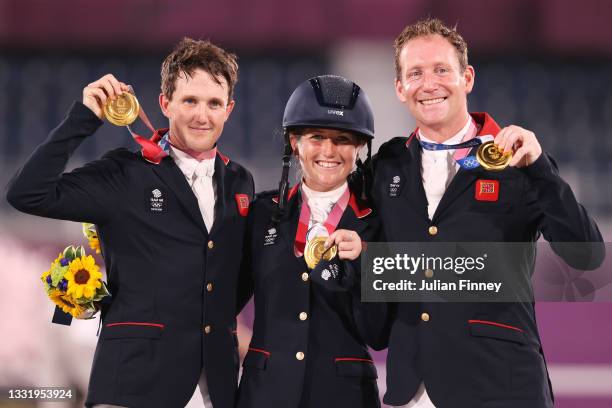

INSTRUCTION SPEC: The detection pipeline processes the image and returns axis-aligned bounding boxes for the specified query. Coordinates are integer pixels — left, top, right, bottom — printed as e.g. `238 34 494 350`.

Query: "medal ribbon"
418 119 493 170
294 185 350 257
125 86 169 164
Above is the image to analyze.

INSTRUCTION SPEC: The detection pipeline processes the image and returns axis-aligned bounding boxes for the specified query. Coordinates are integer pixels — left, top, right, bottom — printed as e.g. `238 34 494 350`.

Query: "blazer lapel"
209 153 234 236
275 185 301 251
431 147 479 222
337 191 372 237
151 155 207 234
404 135 430 220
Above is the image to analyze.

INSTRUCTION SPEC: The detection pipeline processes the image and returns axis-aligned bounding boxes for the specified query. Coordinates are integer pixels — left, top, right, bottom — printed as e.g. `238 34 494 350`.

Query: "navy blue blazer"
6 102 254 408
236 184 389 408
371 112 604 408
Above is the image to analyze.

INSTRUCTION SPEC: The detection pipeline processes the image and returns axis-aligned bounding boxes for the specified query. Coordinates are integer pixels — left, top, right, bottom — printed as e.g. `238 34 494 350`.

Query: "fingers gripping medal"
103 91 140 126
101 85 168 164
295 188 349 269
476 141 512 171
304 224 338 270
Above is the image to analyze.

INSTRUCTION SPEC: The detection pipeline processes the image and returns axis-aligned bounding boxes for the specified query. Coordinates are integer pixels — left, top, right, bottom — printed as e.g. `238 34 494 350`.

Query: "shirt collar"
170 145 217 182
418 117 472 147
301 181 348 203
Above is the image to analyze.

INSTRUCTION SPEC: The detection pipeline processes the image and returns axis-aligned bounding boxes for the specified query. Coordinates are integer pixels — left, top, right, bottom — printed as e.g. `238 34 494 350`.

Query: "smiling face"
290 128 363 192
395 34 474 141
159 68 235 153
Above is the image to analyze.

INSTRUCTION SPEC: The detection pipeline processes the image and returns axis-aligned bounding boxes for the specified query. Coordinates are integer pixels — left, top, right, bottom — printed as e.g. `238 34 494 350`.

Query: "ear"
395 79 408 103
224 100 235 121
159 93 170 118
464 65 475 94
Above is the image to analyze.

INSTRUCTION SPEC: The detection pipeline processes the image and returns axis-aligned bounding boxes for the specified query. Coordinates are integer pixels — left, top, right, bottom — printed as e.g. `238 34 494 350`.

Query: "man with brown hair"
371 18 602 407
7 38 254 408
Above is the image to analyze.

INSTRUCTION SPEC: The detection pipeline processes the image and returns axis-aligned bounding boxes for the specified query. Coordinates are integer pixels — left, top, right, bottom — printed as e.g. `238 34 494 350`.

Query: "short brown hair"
161 37 238 101
394 18 468 80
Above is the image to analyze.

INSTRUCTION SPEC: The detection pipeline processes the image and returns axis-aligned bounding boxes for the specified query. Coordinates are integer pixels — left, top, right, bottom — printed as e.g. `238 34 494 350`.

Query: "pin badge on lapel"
475 179 499 201
389 175 402 198
235 194 250 216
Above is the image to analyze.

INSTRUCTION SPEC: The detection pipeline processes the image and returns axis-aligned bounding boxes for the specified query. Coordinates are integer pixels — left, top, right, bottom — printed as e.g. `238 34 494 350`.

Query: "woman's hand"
324 229 362 261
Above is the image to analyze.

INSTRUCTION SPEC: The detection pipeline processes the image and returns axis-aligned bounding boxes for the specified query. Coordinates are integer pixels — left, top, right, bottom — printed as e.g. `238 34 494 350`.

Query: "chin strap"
271 132 293 224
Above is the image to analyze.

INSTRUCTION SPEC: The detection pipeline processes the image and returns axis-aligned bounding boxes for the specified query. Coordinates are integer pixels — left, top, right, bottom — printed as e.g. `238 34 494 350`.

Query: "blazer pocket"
101 322 165 340
468 320 526 345
243 348 270 370
334 357 377 379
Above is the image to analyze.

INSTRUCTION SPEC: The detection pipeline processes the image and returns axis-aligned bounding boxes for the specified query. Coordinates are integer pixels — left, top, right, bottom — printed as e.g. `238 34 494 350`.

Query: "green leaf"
62 246 76 261
50 264 68 287
82 222 95 239
93 281 111 301
75 246 85 259
75 297 91 305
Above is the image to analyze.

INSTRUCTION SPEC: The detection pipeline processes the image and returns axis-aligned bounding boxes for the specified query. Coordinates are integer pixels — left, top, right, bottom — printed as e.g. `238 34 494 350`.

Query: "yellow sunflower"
65 255 102 300
82 223 101 254
88 237 101 254
49 289 85 317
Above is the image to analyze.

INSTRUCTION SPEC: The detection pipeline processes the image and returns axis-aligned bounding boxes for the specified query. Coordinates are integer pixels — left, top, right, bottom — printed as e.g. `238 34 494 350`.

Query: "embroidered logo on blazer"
264 227 278 246
235 194 250 216
475 179 499 201
147 188 166 212
321 263 340 281
389 175 402 198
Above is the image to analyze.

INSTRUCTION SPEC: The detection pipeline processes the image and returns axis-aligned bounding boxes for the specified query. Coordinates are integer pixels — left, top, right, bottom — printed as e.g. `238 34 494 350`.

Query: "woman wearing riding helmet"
236 75 388 408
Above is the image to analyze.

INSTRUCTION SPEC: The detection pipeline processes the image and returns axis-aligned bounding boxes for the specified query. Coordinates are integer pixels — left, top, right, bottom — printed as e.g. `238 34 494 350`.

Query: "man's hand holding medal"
82 73 133 121
494 125 543 168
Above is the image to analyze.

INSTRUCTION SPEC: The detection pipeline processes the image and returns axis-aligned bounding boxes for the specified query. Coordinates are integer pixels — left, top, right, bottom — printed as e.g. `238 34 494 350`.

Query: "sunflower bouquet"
41 244 110 319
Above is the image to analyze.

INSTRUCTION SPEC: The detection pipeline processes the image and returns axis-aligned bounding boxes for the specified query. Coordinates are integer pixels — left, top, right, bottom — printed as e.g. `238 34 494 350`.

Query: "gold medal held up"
476 141 512 171
304 237 337 269
103 92 140 126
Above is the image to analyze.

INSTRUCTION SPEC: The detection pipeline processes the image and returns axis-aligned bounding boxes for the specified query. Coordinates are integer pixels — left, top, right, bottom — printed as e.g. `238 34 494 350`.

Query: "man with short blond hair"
7 38 254 408
372 18 602 407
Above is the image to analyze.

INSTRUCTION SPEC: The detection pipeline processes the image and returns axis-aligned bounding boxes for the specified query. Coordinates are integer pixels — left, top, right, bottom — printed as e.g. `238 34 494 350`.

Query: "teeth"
421 97 445 105
316 161 339 168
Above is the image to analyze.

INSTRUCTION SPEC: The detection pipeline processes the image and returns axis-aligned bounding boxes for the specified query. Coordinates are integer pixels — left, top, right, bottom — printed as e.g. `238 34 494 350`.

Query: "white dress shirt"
170 145 217 232
419 118 472 221
301 181 348 229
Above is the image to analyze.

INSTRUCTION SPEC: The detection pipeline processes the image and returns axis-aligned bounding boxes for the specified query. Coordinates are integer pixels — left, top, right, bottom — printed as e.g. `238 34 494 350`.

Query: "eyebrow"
180 95 225 104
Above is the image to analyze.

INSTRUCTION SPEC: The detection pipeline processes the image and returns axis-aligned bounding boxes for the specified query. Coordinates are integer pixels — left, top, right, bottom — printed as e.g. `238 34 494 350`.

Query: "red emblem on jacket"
235 194 250 216
475 179 499 201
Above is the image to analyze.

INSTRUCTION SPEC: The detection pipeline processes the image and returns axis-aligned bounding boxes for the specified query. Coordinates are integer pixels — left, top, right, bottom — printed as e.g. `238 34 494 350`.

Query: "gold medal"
103 92 140 126
476 141 512 171
304 237 337 269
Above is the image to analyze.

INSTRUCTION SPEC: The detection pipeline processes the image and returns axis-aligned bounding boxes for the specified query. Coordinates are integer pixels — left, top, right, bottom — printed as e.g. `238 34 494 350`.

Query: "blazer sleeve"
6 102 126 225
522 153 605 270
